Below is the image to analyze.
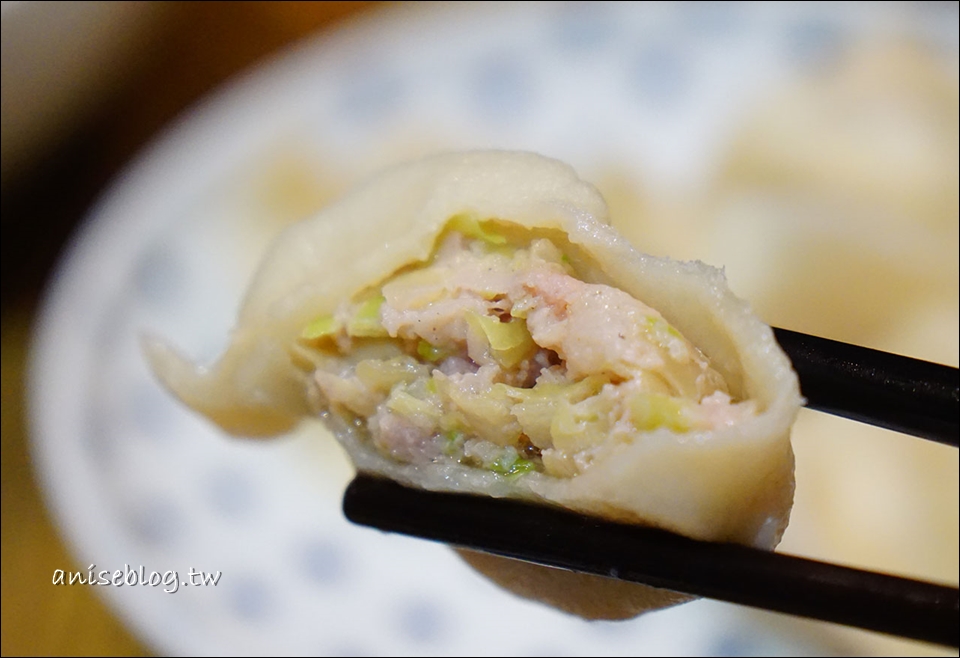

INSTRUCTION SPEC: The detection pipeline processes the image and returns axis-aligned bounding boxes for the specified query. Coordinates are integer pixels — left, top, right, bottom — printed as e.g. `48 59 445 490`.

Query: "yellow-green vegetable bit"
417 340 451 362
347 295 388 338
446 213 507 245
466 312 536 368
301 315 341 340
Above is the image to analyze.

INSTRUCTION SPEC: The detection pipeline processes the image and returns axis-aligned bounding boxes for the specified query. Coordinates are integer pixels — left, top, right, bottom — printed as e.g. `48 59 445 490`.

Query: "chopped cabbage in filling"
301 218 757 479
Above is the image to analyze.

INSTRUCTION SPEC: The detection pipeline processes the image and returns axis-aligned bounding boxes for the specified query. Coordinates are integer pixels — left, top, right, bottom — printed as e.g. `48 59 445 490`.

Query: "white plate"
29 3 957 656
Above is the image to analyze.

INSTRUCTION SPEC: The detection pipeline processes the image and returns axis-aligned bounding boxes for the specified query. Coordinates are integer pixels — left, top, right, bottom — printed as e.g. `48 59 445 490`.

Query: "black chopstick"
772 327 958 447
344 475 959 648
343 332 958 644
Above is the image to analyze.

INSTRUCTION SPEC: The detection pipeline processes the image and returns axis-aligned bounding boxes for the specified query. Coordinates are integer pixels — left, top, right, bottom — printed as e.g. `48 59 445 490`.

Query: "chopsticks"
344 475 959 648
772 328 958 446
342 328 960 646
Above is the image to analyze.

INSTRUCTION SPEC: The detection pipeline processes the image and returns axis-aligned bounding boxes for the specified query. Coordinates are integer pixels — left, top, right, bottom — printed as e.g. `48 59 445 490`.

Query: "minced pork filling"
300 217 757 479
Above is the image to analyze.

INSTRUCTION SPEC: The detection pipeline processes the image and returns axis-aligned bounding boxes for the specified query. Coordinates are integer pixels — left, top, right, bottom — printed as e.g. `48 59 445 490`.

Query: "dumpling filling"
299 217 758 480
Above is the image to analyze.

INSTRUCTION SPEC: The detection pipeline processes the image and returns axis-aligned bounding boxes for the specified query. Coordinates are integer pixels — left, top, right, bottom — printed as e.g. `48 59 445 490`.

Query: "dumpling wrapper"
145 151 802 619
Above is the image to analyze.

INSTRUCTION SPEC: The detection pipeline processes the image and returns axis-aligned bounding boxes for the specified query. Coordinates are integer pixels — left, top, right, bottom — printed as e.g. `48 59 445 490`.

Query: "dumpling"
145 151 802 618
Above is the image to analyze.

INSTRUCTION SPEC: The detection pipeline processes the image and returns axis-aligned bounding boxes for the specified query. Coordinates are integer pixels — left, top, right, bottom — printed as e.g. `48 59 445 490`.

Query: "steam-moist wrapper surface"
145 151 802 619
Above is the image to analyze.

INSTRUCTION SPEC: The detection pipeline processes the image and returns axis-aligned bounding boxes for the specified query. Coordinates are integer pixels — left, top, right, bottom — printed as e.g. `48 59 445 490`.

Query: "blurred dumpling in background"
709 40 958 351
701 38 958 657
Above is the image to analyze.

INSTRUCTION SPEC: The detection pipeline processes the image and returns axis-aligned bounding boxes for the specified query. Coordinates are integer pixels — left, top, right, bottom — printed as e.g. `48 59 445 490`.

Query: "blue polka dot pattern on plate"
470 54 535 123
678 1 743 38
339 63 405 125
130 381 178 442
521 646 570 658
82 408 116 462
784 17 846 71
126 497 185 547
133 243 184 307
712 635 757 657
550 2 616 53
396 599 446 644
297 538 347 586
227 575 274 622
204 467 256 519
322 642 373 657
93 294 130 351
629 44 690 106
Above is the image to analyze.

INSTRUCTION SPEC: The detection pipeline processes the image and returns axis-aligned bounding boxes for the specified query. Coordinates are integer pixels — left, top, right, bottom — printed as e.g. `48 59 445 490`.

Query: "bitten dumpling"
145 151 802 619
